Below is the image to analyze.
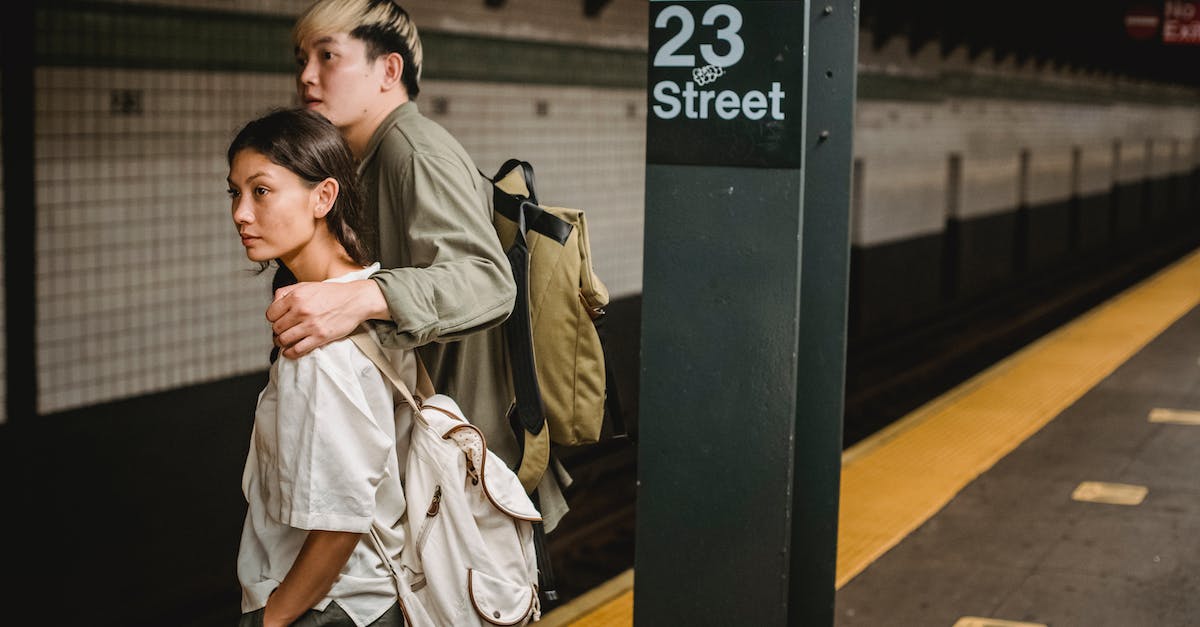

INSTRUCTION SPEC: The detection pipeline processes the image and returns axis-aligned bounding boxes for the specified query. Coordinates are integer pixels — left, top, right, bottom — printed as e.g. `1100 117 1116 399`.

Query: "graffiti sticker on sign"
646 1 806 168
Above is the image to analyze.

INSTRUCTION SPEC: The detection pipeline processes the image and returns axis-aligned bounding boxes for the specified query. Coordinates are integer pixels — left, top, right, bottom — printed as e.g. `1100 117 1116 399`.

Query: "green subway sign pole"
635 1 857 624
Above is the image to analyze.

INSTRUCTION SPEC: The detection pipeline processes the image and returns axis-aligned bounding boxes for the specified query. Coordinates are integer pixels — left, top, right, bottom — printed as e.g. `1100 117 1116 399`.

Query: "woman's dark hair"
227 108 374 268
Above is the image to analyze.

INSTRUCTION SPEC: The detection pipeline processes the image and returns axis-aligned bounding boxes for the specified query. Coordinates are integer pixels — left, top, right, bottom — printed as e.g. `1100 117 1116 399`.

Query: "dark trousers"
239 601 404 627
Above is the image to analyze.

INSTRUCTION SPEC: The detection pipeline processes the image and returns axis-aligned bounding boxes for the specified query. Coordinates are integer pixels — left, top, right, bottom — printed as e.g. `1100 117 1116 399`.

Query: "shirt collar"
358 101 419 171
324 262 380 284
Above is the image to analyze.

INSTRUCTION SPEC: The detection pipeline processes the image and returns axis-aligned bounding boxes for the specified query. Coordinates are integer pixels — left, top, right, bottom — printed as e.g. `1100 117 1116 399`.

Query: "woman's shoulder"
273 338 379 391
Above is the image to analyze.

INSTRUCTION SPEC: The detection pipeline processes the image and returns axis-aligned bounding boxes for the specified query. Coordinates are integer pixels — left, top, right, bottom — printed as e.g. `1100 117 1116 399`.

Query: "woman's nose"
232 199 253 225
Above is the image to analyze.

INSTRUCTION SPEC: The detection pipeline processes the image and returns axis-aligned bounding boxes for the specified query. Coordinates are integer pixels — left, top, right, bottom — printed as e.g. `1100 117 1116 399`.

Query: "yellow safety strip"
539 570 634 627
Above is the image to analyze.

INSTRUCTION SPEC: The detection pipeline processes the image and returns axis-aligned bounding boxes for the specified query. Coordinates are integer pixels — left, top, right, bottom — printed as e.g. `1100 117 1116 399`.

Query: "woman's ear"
312 177 339 220
380 52 405 94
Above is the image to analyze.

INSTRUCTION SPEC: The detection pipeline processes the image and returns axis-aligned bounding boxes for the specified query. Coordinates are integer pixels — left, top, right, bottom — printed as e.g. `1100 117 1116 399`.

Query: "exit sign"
1164 0 1200 44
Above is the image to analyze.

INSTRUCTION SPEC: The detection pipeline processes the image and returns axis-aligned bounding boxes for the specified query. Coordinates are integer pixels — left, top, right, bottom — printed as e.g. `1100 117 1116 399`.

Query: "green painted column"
634 1 856 624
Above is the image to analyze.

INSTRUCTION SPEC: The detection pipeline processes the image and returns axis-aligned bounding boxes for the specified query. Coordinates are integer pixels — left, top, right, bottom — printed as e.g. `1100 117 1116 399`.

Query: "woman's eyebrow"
228 172 269 185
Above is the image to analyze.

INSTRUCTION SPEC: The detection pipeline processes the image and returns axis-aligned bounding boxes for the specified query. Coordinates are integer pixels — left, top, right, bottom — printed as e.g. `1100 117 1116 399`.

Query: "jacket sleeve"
369 149 516 350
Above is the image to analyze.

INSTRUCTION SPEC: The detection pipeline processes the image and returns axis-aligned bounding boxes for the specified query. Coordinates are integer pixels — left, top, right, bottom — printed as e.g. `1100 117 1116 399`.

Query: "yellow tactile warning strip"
538 569 633 627
1148 407 1200 425
1071 481 1149 505
564 588 634 627
560 248 1200 625
837 247 1200 588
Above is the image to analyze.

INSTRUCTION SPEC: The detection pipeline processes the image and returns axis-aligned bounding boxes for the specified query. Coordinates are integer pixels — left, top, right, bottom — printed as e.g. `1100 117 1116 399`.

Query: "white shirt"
237 263 415 626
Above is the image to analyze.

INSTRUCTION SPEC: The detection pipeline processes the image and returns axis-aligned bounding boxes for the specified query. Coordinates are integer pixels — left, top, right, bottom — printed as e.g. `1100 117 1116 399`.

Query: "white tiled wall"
1078 143 1117 197
849 154 945 245
1027 148 1072 206
853 33 1200 246
853 99 1200 246
961 154 1019 220
420 80 645 301
34 66 644 413
1151 138 1179 179
1115 138 1150 186
35 68 288 413
30 1 652 414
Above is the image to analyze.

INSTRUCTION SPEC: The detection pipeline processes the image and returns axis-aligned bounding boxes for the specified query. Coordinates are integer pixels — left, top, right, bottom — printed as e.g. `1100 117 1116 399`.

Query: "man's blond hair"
294 0 423 97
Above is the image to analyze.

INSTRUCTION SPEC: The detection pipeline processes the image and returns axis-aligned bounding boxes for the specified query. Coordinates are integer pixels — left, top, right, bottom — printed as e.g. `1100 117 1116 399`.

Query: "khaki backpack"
486 160 618 494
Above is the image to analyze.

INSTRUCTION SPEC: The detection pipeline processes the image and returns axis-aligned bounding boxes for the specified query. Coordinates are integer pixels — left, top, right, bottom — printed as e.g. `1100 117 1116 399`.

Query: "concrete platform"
836 304 1200 626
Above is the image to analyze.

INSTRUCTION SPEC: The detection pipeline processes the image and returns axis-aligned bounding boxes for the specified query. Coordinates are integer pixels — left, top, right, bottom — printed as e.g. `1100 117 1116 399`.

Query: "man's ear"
313 177 340 219
380 51 406 94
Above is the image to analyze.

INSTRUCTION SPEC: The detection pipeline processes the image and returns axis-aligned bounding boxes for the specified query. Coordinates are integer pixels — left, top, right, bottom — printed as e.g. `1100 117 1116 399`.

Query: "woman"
229 108 413 627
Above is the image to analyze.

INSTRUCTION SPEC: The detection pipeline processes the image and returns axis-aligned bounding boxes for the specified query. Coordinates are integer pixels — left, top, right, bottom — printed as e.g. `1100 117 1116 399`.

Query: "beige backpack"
350 330 542 627
488 159 619 494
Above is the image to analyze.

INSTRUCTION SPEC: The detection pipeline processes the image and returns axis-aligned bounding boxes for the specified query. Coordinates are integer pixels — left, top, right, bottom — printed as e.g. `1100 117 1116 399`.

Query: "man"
276 0 569 529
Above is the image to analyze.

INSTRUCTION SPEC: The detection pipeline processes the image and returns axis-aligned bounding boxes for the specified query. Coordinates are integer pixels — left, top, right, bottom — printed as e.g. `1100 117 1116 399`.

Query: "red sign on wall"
1164 0 1200 44
1125 5 1161 39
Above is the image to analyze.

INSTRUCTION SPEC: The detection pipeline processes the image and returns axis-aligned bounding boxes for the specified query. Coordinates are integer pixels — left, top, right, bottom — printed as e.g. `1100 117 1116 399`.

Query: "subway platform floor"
835 253 1200 626
554 248 1200 626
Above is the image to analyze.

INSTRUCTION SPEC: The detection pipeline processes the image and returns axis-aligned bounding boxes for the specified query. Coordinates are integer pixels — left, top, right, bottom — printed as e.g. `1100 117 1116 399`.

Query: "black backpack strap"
602 335 628 440
593 312 629 440
530 500 560 610
503 200 547 437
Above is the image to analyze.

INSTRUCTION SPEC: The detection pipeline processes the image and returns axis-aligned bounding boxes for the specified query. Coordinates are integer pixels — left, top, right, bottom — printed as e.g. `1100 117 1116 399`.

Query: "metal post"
635 1 856 624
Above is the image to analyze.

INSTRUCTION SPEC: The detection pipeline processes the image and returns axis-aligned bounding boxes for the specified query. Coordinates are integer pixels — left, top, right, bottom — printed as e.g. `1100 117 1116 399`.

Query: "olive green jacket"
358 103 568 529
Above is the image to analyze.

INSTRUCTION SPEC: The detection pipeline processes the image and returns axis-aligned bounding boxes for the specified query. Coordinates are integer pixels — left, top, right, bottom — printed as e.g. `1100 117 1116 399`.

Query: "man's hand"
267 279 390 359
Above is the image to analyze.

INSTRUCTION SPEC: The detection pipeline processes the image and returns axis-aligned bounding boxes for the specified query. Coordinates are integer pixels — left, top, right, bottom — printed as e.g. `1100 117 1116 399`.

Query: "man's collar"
358 101 419 169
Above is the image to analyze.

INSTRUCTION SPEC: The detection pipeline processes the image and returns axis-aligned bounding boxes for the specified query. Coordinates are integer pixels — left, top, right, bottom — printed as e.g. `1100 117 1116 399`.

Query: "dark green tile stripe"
422 32 646 89
34 1 648 88
37 2 297 73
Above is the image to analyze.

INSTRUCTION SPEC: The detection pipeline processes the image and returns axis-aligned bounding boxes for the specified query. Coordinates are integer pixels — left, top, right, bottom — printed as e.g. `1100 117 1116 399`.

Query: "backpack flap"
468 569 539 626
423 395 543 522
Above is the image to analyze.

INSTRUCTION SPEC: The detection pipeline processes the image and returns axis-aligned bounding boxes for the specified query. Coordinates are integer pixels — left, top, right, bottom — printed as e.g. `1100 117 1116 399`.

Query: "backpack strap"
347 329 433 417
504 207 552 494
484 162 574 246
595 314 629 440
348 329 430 617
